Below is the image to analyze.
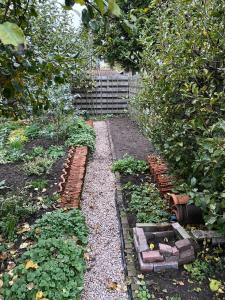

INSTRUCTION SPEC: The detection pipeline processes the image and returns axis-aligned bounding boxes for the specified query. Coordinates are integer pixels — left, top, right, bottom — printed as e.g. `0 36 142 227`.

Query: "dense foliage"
0 0 93 117
89 0 150 71
131 0 225 232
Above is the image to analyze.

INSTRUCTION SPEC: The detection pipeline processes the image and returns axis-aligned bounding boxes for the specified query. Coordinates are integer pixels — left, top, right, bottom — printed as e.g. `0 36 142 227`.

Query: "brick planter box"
133 222 196 272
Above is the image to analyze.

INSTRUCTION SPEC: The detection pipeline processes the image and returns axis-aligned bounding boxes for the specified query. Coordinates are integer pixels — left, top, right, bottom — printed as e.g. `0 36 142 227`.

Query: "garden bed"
0 115 95 299
108 117 225 300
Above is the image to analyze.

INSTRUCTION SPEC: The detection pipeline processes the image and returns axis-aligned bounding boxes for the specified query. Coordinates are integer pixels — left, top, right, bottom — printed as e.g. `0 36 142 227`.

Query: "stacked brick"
133 223 195 272
59 146 88 208
147 154 190 223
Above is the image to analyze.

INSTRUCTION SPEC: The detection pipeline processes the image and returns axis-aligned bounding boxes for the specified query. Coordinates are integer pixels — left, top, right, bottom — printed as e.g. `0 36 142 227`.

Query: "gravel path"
81 121 128 300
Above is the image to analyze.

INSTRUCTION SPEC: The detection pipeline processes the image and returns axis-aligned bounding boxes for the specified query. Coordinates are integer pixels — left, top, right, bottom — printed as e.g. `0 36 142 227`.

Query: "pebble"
81 121 128 300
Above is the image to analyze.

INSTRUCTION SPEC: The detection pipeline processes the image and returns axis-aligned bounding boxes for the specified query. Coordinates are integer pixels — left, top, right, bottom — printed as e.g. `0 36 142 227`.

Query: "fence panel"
72 72 140 115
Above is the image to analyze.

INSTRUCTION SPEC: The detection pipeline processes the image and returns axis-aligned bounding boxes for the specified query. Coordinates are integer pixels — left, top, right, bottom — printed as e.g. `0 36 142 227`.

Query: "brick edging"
59 146 88 208
106 120 137 300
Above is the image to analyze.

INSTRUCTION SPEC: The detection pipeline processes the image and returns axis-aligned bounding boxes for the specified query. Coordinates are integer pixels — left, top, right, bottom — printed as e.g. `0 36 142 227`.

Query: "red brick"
175 239 191 252
142 251 164 263
172 246 179 256
159 243 173 256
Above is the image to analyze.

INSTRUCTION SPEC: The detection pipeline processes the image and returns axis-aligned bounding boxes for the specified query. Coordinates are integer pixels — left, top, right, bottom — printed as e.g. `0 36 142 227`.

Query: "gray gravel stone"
81 121 128 300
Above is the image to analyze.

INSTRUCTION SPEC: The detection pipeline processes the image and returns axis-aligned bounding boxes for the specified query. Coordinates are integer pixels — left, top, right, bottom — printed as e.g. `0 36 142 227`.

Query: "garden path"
81 121 128 300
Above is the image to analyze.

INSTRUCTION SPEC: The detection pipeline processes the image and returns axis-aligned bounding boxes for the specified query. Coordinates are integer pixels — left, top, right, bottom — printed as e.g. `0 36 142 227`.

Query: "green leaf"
96 0 105 15
0 22 25 47
209 279 221 292
75 0 85 4
191 177 197 187
108 0 121 17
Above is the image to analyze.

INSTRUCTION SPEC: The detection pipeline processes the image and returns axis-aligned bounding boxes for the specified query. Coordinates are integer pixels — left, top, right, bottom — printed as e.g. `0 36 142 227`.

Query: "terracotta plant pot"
168 193 190 206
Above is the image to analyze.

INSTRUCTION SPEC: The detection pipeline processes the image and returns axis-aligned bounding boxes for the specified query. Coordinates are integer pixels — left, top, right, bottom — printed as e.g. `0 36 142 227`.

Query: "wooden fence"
72 72 140 115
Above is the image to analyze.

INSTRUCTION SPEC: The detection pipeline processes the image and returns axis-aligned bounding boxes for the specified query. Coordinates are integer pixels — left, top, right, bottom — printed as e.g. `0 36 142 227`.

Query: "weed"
24 123 41 139
30 179 48 190
23 156 54 176
136 280 151 300
112 156 148 175
184 259 210 282
0 192 36 239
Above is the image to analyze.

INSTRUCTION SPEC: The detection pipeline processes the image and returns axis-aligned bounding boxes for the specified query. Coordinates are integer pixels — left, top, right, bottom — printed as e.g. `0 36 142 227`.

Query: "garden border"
107 120 138 300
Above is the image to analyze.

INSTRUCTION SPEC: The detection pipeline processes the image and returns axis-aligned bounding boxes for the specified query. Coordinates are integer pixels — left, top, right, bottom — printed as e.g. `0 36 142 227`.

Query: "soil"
0 137 65 196
108 116 225 300
108 117 155 160
0 136 65 273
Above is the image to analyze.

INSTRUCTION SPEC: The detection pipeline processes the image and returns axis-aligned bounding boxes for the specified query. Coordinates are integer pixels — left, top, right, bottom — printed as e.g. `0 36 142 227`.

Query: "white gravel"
81 121 128 300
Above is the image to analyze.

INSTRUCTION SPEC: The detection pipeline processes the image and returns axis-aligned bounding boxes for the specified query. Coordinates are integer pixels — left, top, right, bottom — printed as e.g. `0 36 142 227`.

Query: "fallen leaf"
209 279 221 292
137 274 144 279
19 242 30 249
193 287 202 292
17 223 31 234
84 253 91 261
35 228 41 235
27 282 34 290
7 261 16 270
25 260 38 270
36 291 43 300
149 243 155 250
106 280 127 292
0 279 3 288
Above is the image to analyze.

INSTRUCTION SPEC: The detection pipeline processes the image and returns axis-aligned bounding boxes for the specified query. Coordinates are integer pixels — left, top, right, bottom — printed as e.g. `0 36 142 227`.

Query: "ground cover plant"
123 182 169 223
112 156 148 175
0 114 95 300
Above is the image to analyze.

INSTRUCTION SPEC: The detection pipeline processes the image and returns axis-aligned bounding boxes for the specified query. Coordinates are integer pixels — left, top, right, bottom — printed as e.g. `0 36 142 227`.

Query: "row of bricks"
61 146 88 208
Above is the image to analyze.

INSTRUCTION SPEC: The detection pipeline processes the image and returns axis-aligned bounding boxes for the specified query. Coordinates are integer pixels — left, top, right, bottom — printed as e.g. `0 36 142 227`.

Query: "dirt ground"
108 117 155 160
108 116 224 300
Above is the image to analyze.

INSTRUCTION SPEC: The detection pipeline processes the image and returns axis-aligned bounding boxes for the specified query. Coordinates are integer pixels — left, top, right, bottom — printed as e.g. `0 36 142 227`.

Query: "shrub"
2 238 85 300
112 156 148 175
133 0 225 232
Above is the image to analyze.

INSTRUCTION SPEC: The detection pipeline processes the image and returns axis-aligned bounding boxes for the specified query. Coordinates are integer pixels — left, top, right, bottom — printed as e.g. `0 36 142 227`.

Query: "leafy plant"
65 117 96 151
130 0 225 232
7 128 28 149
0 192 36 239
23 157 54 176
28 209 88 246
24 124 41 139
184 259 210 282
30 179 48 190
2 238 86 300
125 183 169 223
136 279 151 300
47 145 65 160
112 156 148 175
